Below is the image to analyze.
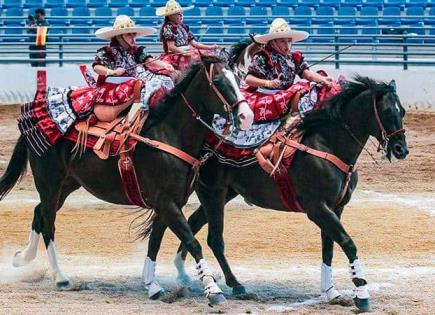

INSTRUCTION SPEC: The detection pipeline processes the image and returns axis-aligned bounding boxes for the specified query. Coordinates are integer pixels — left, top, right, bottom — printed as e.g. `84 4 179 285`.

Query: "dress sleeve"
92 46 113 68
247 53 269 79
136 46 153 63
161 23 176 41
292 51 309 78
185 24 195 42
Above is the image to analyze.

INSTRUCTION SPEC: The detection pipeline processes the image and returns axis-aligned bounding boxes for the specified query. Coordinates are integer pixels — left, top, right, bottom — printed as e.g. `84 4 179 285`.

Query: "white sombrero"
156 0 194 17
95 15 156 40
254 18 309 44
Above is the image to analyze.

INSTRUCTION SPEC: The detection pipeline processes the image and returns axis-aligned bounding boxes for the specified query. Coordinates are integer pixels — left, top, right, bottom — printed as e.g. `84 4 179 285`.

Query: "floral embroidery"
160 21 195 53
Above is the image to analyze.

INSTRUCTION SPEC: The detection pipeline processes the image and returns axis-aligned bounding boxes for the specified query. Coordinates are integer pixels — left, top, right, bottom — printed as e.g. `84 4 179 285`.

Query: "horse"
228 38 260 80
0 57 254 305
145 76 409 312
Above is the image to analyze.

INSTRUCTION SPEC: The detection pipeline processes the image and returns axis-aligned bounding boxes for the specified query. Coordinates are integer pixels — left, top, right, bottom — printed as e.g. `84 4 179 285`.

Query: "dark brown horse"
146 76 409 312
0 57 253 305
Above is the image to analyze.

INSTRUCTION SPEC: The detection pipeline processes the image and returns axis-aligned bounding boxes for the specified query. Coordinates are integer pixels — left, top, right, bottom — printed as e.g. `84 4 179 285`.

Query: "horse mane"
142 56 223 131
229 38 253 67
298 75 393 133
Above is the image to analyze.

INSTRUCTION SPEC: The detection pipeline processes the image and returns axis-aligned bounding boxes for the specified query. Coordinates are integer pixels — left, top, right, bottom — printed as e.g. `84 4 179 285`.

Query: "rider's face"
119 33 136 47
168 13 183 24
270 38 292 56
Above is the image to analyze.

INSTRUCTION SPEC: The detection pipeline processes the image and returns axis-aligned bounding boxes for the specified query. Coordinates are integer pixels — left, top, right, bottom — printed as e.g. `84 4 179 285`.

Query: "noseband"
372 96 406 153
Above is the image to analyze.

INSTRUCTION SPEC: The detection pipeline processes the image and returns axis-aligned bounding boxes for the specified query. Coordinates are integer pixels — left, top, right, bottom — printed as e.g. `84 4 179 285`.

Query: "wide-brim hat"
156 0 194 17
254 18 309 44
95 15 156 40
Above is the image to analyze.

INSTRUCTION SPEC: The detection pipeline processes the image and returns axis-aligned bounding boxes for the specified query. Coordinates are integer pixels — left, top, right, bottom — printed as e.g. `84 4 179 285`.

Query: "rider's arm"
145 58 174 71
167 41 189 55
92 47 125 76
245 74 277 88
190 40 218 50
302 69 333 86
245 53 280 88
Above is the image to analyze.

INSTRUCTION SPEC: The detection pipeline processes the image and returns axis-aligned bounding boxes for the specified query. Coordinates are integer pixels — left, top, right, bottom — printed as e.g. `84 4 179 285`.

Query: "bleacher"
0 0 434 44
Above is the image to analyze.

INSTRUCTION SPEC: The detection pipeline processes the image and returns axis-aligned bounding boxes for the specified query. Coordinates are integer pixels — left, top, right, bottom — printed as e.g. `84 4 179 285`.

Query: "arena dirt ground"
0 105 434 314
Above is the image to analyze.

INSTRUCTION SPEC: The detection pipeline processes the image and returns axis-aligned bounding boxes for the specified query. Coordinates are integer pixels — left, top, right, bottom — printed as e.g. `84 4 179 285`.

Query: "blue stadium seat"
271 6 290 17
151 0 167 7
45 0 65 8
227 6 246 24
425 7 435 25
359 21 380 43
256 0 278 7
335 6 356 25
314 6 334 25
205 6 224 25
117 6 134 16
183 7 202 25
89 0 108 7
49 7 69 36
71 6 91 25
203 26 224 43
179 0 194 6
3 0 23 8
5 7 24 24
384 0 406 9
292 6 312 25
300 0 321 8
402 6 424 25
110 0 129 8
359 6 379 25
342 0 362 8
226 23 248 42
249 24 268 35
213 0 233 7
236 0 257 7
364 0 385 9
24 0 43 8
405 21 425 43
315 21 336 43
279 0 299 8
379 6 401 26
194 0 214 7
322 0 341 9
338 22 358 43
406 0 428 8
247 6 268 24
425 28 435 43
66 0 86 8
4 7 24 42
136 6 156 26
94 6 113 26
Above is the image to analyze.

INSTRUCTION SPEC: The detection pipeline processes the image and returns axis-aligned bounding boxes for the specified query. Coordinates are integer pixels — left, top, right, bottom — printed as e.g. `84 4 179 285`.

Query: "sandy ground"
0 105 434 314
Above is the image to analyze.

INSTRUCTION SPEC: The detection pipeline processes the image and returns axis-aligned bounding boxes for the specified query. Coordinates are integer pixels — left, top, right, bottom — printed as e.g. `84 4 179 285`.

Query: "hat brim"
95 26 156 40
254 30 309 44
155 5 194 17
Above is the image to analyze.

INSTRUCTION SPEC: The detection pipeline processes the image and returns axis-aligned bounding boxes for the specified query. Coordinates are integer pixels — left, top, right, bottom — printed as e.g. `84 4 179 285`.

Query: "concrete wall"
0 64 433 111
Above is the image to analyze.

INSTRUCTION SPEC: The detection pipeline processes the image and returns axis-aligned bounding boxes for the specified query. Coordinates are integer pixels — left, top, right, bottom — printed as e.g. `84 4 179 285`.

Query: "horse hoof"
232 286 246 295
208 293 227 305
354 297 372 312
56 280 72 290
176 274 192 286
149 289 165 300
12 251 32 267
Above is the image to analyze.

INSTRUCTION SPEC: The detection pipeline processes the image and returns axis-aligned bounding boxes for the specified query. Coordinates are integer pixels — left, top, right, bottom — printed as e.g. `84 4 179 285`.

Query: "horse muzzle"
388 138 409 160
237 101 254 131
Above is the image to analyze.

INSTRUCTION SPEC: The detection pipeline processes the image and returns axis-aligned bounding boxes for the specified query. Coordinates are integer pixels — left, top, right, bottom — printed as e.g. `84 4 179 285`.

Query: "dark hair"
35 8 45 16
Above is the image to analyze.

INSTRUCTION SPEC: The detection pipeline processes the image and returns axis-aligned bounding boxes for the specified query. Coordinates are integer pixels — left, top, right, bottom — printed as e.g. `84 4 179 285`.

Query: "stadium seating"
300 0 321 9
94 6 113 26
136 6 157 26
322 0 341 9
89 0 108 7
379 6 402 26
365 0 385 9
110 0 128 8
384 0 406 8
271 6 290 18
292 6 312 25
49 6 69 36
336 6 357 25
247 6 268 24
116 6 134 16
402 6 425 25
3 0 23 8
279 0 299 8
227 6 246 24
24 0 43 9
45 0 66 8
314 6 334 25
66 0 86 8
205 6 224 25
359 6 380 25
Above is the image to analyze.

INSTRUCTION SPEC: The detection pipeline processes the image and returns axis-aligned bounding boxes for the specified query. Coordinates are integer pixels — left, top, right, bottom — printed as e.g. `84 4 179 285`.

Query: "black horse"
0 57 253 305
146 76 409 312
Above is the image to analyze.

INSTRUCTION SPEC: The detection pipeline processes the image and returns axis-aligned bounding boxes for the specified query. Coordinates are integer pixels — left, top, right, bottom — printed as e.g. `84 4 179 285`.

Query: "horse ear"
389 79 396 92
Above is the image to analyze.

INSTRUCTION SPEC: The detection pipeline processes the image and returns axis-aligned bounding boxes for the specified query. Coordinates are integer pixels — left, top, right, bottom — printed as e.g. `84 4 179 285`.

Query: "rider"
245 18 338 121
156 0 219 70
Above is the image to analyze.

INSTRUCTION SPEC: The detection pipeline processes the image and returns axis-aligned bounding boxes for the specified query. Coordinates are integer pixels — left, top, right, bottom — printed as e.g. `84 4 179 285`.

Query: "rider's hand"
182 52 191 57
270 79 281 88
209 44 219 50
320 76 334 87
113 67 126 76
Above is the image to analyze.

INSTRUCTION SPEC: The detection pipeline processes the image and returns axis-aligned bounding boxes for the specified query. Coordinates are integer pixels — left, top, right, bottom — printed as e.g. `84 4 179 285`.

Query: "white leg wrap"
349 259 366 279
353 285 370 299
320 263 341 301
195 259 223 297
13 230 40 267
47 241 70 285
174 252 192 285
143 256 164 298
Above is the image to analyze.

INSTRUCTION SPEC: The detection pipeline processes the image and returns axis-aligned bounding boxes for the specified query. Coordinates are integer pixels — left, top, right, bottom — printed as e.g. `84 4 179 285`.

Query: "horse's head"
189 56 253 131
370 80 409 161
228 39 262 80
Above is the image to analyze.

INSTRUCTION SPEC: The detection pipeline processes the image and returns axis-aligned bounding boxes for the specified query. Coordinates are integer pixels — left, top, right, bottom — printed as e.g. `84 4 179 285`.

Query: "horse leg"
307 205 371 312
174 205 207 286
158 202 226 305
12 178 80 270
196 187 246 295
143 216 167 299
320 208 343 302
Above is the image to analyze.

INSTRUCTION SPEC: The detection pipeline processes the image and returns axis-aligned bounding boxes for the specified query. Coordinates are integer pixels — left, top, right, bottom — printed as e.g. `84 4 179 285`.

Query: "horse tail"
0 135 28 200
130 208 156 240
229 38 254 67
